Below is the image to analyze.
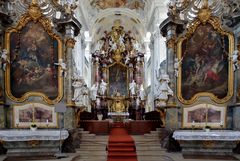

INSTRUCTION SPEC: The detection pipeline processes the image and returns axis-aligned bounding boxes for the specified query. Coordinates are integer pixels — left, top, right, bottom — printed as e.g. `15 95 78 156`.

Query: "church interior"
1 0 240 161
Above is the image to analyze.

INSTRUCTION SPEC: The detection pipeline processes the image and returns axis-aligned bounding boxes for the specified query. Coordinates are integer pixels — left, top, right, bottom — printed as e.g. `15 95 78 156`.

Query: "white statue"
155 70 173 104
72 78 86 106
95 40 103 52
174 57 183 77
90 83 98 101
139 84 146 101
129 80 137 95
0 49 9 71
99 79 107 95
109 40 117 52
133 41 141 52
125 53 130 64
54 59 67 77
231 50 239 71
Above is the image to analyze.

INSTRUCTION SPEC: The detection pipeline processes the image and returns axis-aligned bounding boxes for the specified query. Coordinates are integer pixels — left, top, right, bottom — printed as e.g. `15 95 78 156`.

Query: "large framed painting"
4 2 63 104
237 41 240 102
107 62 128 96
13 103 58 128
182 104 226 128
177 16 234 104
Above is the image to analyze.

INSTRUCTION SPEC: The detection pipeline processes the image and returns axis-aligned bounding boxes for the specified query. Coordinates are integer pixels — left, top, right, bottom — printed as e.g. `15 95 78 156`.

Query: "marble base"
4 140 60 156
179 140 237 156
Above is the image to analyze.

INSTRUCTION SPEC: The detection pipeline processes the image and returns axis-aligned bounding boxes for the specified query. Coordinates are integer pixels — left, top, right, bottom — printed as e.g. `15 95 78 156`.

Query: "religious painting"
177 17 234 104
182 104 226 128
108 63 128 96
90 0 145 10
5 2 63 104
13 103 58 128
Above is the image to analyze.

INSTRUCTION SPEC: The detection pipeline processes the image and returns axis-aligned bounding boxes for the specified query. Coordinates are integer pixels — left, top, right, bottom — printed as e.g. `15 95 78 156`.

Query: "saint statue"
99 79 107 95
129 80 137 95
90 83 98 101
138 84 146 101
155 70 173 106
72 78 88 107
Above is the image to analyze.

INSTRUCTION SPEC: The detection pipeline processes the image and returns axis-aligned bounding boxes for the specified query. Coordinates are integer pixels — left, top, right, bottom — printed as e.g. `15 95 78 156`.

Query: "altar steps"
132 129 171 161
74 130 108 161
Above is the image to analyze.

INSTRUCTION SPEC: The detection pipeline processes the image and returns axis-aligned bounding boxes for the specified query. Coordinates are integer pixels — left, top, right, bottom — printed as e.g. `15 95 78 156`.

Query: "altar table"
0 129 69 156
173 130 240 156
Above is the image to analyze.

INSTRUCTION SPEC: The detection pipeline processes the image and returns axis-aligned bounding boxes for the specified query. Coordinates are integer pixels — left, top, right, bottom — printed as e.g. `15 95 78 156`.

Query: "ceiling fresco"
90 0 146 10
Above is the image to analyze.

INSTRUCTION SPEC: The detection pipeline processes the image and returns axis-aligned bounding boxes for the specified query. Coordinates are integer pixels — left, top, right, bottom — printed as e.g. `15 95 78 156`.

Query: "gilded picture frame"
4 2 63 104
13 102 58 128
182 103 226 129
177 14 234 105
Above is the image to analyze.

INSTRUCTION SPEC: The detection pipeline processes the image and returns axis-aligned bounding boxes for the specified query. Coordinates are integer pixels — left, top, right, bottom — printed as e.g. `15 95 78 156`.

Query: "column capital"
65 38 76 48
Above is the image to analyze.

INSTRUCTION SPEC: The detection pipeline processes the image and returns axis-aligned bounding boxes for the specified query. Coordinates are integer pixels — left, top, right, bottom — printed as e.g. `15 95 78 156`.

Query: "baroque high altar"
90 20 146 120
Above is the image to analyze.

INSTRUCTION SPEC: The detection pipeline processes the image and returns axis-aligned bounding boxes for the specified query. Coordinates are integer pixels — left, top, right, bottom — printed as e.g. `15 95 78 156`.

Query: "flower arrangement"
205 125 211 129
30 122 37 131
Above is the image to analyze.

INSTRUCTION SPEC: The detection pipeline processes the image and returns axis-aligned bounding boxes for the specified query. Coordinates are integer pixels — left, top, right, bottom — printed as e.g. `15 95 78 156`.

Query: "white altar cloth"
108 112 129 116
173 130 240 141
0 129 69 142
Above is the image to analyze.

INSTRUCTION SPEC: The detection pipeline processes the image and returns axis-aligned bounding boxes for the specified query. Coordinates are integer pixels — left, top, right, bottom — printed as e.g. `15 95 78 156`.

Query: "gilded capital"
65 38 76 48
167 38 176 49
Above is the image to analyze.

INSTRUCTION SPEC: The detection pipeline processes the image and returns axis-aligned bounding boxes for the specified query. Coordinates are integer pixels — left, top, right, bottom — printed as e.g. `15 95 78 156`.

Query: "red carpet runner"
107 123 138 161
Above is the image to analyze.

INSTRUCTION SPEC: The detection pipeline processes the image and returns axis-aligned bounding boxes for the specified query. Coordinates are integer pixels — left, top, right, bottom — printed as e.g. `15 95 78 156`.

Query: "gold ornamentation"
65 38 76 48
202 140 214 148
198 8 211 24
176 16 234 105
27 140 40 147
5 1 63 105
167 38 176 50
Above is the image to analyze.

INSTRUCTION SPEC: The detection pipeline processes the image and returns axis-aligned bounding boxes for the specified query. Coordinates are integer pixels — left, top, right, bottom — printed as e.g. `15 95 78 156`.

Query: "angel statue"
54 59 67 77
231 50 239 71
0 49 9 71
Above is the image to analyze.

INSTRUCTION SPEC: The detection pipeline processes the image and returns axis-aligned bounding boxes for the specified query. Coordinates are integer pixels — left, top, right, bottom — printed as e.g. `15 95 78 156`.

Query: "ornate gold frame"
12 102 59 128
106 62 129 96
181 103 227 129
4 1 63 105
177 12 234 105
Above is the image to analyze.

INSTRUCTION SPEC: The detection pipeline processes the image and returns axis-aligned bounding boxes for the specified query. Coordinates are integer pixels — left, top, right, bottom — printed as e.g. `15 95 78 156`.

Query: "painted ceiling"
90 0 146 10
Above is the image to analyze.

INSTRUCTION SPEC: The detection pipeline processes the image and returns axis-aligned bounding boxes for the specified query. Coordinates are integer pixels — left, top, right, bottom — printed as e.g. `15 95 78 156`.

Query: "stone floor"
0 131 240 161
1 151 240 161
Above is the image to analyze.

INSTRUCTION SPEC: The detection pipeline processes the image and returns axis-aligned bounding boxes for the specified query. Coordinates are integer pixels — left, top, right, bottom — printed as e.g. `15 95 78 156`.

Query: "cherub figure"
0 49 9 71
54 59 67 77
174 57 183 77
231 50 239 71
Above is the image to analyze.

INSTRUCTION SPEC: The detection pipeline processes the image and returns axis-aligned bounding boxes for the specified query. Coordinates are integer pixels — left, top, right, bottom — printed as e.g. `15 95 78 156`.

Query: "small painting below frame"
182 104 226 128
13 103 58 128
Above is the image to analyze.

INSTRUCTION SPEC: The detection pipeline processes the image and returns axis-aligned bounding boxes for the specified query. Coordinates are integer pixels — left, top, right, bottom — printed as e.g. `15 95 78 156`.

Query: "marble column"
159 18 184 129
55 13 81 129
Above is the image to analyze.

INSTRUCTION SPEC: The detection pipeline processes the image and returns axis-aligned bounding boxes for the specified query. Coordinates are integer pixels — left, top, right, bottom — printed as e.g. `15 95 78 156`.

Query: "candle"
46 119 48 124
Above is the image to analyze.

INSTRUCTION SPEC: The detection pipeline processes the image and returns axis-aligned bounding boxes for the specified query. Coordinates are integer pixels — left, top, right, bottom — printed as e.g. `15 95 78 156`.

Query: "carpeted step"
107 158 137 161
108 143 135 147
107 127 138 161
108 152 137 157
108 147 135 152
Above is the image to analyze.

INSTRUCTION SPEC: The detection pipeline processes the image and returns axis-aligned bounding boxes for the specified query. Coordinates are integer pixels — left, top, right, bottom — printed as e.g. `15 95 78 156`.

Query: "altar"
108 112 129 122
173 130 240 156
0 129 69 156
